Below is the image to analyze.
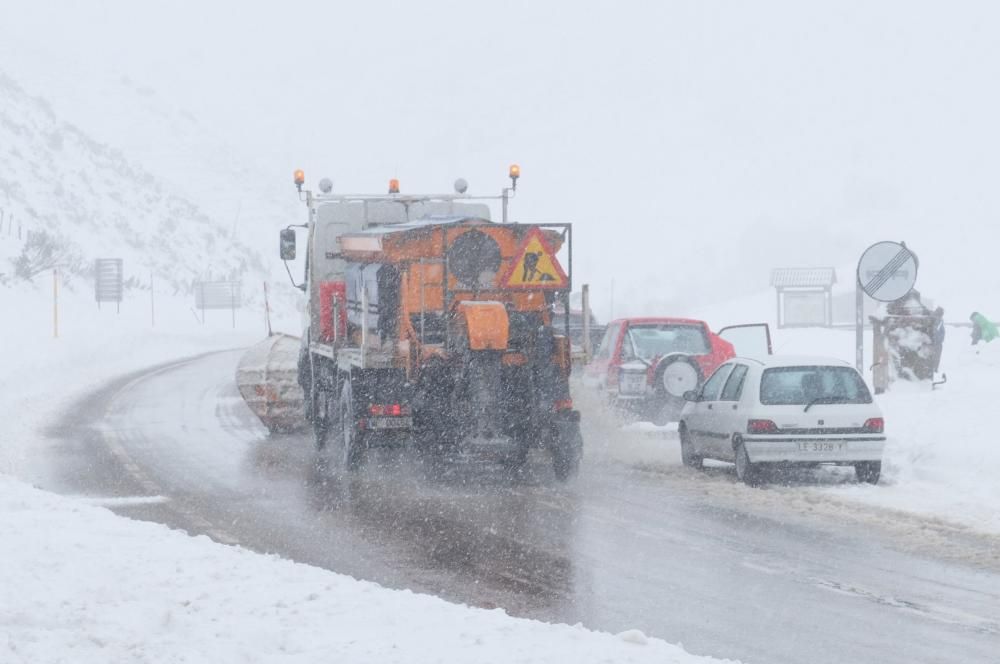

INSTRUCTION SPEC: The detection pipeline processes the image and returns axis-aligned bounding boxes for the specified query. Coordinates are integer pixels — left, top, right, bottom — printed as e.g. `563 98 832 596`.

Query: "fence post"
263 281 273 336
53 268 59 339
150 270 155 327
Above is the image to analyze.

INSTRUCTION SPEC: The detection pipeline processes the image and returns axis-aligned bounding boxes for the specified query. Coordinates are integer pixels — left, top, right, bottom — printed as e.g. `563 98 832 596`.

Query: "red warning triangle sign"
500 228 569 290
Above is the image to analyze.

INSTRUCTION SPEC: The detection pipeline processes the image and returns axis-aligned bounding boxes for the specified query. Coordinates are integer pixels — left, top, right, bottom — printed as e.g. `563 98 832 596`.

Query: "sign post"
53 268 59 339
855 241 918 373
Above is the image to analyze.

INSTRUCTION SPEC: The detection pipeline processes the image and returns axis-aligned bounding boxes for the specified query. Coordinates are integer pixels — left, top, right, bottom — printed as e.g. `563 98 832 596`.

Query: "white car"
678 355 885 485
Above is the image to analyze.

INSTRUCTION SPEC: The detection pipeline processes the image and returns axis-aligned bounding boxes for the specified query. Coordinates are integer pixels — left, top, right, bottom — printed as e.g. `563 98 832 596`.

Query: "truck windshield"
759 366 873 405
625 324 709 358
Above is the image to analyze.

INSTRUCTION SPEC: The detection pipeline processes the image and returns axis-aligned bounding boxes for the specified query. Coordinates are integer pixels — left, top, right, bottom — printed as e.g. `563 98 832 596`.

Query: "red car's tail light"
863 417 884 433
747 419 779 434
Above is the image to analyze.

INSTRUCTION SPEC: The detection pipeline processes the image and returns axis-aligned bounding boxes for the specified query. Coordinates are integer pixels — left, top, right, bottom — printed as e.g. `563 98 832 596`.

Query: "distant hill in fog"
0 72 266 292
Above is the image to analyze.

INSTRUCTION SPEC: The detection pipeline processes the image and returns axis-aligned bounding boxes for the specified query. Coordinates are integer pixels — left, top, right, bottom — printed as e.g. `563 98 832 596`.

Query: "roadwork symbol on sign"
857 241 918 302
501 228 569 290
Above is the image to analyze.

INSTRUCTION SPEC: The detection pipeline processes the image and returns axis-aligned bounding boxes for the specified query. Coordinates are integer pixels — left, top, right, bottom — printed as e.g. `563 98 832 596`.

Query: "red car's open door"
718 323 773 360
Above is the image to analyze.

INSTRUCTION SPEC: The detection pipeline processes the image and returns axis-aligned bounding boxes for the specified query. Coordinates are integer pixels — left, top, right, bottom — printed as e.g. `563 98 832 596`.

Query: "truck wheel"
339 383 365 471
854 461 881 484
734 439 760 486
679 424 702 469
552 420 583 481
300 343 315 422
506 429 532 472
313 390 333 450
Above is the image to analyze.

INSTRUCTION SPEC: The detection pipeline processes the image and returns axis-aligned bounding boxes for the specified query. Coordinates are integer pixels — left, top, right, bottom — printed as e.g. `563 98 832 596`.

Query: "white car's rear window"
759 366 873 406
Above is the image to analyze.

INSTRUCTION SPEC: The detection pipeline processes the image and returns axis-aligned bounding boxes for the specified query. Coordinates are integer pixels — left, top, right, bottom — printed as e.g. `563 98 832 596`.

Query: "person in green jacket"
970 312 998 345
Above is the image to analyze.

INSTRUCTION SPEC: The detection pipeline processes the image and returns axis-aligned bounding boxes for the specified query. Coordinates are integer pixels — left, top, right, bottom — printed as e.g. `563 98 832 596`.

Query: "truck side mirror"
683 390 699 402
280 229 297 260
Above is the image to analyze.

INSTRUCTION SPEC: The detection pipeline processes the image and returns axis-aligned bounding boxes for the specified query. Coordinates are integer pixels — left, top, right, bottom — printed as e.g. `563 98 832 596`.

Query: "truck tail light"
554 398 573 412
747 419 779 434
863 417 884 433
369 404 411 417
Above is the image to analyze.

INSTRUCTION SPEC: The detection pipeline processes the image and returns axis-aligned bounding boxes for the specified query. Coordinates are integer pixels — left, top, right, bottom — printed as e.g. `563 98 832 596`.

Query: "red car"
583 317 771 424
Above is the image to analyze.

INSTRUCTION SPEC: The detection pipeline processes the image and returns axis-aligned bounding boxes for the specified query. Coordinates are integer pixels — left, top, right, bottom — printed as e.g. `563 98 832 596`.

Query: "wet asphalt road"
29 350 1000 664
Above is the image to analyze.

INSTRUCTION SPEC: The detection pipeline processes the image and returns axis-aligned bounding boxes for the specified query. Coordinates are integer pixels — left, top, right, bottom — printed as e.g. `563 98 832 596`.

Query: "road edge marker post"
53 267 59 339
150 270 156 327
855 273 863 372
264 281 273 337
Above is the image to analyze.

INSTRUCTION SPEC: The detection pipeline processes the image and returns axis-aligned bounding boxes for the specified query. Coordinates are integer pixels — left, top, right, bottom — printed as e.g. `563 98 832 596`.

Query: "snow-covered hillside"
0 72 265 292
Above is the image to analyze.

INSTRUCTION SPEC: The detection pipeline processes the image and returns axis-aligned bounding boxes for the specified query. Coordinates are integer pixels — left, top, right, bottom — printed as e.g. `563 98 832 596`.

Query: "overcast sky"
3 1 999 319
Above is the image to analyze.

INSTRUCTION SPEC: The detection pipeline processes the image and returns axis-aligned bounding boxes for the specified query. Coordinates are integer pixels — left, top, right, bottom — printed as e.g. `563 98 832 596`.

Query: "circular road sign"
857 241 918 302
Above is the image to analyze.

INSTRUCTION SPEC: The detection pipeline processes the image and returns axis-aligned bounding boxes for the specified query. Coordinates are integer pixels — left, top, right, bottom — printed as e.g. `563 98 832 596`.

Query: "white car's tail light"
747 419 779 434
863 417 884 433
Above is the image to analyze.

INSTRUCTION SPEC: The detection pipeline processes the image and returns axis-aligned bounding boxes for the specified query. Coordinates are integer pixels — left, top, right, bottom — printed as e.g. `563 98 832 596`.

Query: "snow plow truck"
280 167 583 480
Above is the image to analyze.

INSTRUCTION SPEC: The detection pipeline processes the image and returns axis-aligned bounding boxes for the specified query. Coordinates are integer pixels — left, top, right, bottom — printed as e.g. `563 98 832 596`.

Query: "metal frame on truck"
280 167 582 480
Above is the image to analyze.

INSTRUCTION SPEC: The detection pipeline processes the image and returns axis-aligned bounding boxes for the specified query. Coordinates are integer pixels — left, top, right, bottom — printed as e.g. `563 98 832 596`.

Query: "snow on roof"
749 354 853 368
353 214 488 236
770 267 837 288
316 199 492 226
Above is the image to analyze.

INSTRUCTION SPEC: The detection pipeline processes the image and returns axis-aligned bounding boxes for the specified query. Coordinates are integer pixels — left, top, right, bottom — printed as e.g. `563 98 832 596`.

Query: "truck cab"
301 194 492 346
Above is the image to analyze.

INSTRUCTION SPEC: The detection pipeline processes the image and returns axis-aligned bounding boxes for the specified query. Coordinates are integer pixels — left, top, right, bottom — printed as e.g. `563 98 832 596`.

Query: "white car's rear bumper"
743 435 885 464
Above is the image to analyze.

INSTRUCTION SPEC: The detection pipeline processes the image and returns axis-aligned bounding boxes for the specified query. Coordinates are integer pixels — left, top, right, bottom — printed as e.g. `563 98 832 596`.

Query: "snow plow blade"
236 334 306 434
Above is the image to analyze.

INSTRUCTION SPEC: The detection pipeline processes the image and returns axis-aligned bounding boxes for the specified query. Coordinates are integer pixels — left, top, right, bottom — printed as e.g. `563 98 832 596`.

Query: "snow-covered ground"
0 476 729 664
819 339 1000 535
0 284 734 664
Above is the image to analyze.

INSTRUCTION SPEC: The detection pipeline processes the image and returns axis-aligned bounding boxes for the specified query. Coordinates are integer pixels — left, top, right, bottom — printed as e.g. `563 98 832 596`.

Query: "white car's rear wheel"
734 440 761 486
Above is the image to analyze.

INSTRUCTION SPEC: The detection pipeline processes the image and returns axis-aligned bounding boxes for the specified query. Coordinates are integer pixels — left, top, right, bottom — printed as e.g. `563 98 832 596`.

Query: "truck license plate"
368 416 413 430
797 441 846 452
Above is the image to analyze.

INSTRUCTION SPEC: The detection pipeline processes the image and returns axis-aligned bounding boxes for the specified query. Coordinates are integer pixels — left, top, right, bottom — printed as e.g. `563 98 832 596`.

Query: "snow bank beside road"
818 340 1000 535
1 285 733 664
0 475 730 664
